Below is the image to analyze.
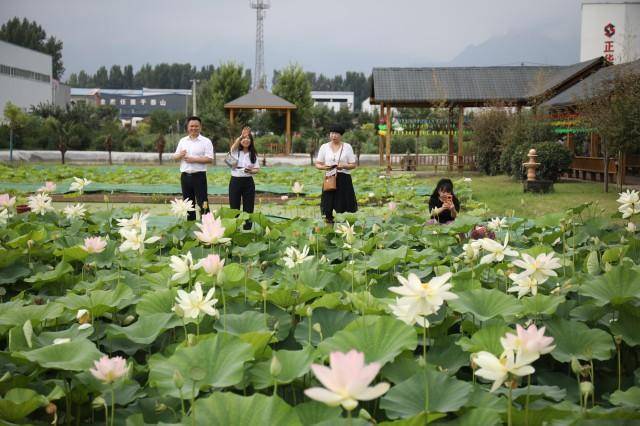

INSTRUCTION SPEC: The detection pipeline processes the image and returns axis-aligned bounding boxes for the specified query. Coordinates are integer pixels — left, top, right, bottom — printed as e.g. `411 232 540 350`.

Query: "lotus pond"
0 173 639 426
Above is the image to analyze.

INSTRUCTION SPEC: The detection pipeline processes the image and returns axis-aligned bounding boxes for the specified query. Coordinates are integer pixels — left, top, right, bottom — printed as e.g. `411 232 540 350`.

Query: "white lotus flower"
617 189 640 219
27 193 54 215
170 198 195 220
69 177 92 194
368 192 375 198
487 217 508 231
389 272 457 317
82 236 107 254
479 235 518 264
0 209 9 226
507 273 538 298
283 245 312 268
194 213 230 246
462 240 483 262
336 223 356 244
173 282 218 319
463 177 472 182
117 212 150 232
119 222 160 253
169 252 196 282
196 254 225 276
389 297 429 327
474 350 535 392
63 203 87 220
292 182 304 194
511 252 561 284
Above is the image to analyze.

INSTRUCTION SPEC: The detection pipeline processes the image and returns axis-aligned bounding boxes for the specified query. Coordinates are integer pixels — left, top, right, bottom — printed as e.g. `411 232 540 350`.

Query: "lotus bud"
27 239 34 249
570 357 582 375
270 355 282 377
580 381 594 398
0 372 11 382
358 408 373 421
417 357 426 368
306 306 313 317
154 403 168 413
173 370 185 389
614 335 623 345
123 315 136 326
312 323 323 339
76 309 90 324
45 403 57 415
92 396 106 408
259 281 269 291
265 226 271 236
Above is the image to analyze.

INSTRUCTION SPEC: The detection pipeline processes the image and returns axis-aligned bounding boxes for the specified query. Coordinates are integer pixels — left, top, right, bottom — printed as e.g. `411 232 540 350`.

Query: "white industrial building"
581 0 640 64
311 91 354 112
0 40 69 112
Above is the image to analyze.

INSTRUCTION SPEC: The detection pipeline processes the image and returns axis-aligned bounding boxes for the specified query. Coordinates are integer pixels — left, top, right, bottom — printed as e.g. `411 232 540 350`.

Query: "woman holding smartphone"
229 126 259 230
315 125 358 224
428 178 460 224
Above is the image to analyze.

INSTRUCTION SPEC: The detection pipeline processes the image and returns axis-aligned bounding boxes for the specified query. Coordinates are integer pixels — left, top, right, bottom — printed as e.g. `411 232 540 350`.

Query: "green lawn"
456 174 620 217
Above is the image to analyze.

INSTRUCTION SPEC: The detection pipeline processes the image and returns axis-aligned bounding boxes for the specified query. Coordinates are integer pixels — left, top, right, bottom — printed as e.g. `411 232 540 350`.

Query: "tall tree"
108 65 124 89
94 66 109 88
0 17 65 79
272 64 313 132
123 65 134 89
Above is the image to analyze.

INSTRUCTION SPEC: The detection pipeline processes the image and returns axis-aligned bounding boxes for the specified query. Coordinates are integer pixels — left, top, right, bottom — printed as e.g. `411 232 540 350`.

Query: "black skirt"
321 172 358 219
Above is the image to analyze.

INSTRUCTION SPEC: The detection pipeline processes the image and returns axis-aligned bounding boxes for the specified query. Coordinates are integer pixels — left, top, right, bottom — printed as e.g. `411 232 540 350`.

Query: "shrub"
472 109 509 175
534 141 573 181
426 135 443 151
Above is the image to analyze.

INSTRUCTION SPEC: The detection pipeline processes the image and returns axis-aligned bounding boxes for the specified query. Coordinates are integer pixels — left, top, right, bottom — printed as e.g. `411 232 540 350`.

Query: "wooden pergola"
369 58 606 172
224 88 297 154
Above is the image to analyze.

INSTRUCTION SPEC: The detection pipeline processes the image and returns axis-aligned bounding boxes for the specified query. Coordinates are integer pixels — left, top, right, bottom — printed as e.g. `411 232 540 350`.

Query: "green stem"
191 382 196 426
222 287 226 333
525 374 531 426
104 401 109 426
273 381 278 396
110 387 115 426
617 341 622 391
507 383 513 426
590 359 595 407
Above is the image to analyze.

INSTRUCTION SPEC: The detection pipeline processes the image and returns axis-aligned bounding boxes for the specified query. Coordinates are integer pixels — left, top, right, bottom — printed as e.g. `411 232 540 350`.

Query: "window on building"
159 99 167 106
150 99 157 106
109 99 116 105
120 99 126 105
100 99 106 105
130 99 136 106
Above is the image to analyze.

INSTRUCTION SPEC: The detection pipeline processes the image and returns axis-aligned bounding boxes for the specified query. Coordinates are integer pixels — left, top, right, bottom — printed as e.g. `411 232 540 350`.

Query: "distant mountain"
448 29 580 67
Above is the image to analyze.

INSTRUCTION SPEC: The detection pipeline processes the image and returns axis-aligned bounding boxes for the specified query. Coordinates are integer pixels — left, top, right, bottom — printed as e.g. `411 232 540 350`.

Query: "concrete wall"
0 41 53 112
581 2 640 64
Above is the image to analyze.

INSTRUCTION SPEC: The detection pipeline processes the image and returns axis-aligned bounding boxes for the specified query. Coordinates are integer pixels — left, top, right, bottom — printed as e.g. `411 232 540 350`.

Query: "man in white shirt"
173 116 214 221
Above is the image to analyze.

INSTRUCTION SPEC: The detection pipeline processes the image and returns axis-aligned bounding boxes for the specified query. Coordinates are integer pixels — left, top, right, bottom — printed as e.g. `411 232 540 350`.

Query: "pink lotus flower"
501 324 555 362
37 181 57 193
82 236 107 254
89 355 128 384
387 201 397 212
197 254 225 276
194 213 230 245
304 350 390 411
0 194 16 209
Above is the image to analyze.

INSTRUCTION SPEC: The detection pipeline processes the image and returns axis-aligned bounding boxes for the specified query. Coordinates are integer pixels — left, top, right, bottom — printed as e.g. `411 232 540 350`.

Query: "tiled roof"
224 88 296 109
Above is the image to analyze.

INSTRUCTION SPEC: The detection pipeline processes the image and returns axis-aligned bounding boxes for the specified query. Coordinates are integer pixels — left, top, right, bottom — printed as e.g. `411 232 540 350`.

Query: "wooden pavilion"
543 58 640 185
224 88 297 154
368 57 606 172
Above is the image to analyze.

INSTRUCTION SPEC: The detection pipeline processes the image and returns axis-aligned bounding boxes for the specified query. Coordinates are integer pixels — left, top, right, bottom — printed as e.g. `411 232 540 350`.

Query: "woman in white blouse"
314 125 358 224
229 126 260 230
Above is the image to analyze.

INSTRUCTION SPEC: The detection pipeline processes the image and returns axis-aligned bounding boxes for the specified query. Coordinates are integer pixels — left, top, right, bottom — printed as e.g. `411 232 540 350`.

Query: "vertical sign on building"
603 22 616 63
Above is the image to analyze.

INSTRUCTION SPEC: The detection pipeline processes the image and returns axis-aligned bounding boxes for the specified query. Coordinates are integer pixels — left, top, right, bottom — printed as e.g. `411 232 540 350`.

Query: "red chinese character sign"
603 22 616 63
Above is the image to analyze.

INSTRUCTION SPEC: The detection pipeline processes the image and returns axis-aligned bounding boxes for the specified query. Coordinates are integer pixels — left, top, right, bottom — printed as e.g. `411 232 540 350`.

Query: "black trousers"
180 171 209 221
229 176 255 230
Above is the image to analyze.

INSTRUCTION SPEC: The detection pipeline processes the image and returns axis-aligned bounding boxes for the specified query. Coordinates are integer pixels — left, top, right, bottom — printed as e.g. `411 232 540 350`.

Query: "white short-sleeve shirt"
174 134 214 173
230 150 260 177
316 142 357 174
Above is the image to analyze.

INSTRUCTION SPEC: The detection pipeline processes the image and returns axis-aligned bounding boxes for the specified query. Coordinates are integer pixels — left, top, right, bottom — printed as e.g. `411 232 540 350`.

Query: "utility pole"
190 79 198 115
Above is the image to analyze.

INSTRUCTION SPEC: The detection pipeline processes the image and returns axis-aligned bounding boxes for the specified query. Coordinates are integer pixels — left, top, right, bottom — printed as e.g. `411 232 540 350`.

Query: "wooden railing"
389 154 476 170
568 156 617 181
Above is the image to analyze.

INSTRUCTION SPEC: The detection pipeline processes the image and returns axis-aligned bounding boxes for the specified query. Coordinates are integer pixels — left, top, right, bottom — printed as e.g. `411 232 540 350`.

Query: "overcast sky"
1 0 583 79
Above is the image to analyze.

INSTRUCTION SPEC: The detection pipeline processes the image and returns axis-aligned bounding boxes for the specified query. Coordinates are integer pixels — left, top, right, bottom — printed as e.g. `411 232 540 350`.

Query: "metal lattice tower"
250 0 270 89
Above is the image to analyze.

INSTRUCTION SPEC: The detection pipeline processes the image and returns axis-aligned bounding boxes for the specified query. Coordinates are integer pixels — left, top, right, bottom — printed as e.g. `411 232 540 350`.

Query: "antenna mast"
250 0 270 89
